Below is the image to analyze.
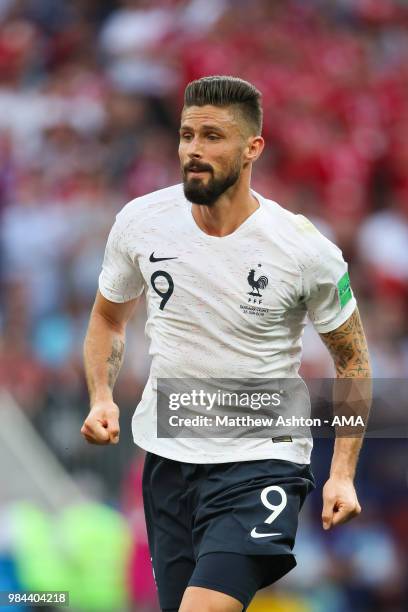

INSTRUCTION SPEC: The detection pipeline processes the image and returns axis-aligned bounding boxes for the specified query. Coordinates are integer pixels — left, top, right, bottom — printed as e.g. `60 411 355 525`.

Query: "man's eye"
181 133 193 140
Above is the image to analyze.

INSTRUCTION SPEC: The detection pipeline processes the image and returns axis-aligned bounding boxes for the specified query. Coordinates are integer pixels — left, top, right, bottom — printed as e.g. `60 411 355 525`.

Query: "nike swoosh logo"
250 528 282 539
149 252 178 263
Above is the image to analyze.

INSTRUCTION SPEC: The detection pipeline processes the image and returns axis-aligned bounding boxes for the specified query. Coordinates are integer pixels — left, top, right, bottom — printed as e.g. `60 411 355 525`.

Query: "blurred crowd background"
0 0 407 610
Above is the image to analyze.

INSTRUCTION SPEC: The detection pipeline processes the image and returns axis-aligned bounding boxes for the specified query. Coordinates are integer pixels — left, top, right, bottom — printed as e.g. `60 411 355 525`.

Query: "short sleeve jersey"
99 184 356 464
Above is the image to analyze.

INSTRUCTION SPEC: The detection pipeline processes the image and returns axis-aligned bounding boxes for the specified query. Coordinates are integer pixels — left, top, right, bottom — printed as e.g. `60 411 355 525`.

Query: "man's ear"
245 135 265 163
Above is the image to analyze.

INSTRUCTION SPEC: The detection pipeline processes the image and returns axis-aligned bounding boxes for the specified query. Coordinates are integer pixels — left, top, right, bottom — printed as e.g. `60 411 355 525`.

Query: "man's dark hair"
184 75 263 136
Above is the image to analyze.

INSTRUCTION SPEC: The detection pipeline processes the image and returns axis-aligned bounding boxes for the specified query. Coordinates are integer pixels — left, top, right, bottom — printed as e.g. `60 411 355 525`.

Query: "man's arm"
318 307 372 529
81 290 139 445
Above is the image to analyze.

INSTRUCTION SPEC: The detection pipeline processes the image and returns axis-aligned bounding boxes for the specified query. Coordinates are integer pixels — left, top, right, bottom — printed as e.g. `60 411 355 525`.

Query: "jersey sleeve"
300 218 357 333
98 215 144 303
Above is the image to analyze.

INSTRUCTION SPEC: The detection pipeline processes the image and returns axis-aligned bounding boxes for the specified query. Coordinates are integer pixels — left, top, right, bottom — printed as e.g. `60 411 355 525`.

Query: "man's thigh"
186 551 295 611
159 550 297 612
187 458 314 609
179 586 243 612
143 455 315 610
193 458 315 563
142 453 196 610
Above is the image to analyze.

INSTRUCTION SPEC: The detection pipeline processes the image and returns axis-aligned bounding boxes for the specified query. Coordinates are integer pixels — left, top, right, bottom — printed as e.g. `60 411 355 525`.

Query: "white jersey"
99 184 356 464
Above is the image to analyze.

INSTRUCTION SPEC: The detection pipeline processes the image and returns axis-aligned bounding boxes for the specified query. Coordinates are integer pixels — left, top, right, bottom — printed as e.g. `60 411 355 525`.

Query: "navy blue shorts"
142 453 315 611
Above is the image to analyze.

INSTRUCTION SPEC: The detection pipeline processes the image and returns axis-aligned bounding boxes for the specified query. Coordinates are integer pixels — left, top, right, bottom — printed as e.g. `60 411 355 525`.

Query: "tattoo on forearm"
107 339 125 389
320 309 371 377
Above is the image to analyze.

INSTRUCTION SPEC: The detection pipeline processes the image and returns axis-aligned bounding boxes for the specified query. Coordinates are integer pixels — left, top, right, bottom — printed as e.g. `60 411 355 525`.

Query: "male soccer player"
81 76 371 612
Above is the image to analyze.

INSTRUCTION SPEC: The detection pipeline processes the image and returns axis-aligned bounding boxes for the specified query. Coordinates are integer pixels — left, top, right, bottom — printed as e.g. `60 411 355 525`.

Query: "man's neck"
191 181 259 238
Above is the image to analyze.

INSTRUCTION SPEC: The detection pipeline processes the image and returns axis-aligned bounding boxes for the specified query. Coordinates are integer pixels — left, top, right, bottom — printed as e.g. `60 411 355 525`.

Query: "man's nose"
187 138 203 159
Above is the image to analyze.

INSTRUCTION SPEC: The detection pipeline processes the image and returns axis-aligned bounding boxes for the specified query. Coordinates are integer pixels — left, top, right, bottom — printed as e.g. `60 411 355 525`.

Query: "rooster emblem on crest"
247 268 268 297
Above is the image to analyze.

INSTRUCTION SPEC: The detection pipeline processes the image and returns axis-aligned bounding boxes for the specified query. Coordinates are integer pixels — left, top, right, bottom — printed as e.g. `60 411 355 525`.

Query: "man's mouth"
186 166 211 176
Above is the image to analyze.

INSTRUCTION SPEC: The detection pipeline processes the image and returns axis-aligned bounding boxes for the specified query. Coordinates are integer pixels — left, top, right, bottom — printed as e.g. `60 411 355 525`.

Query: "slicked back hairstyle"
183 75 263 136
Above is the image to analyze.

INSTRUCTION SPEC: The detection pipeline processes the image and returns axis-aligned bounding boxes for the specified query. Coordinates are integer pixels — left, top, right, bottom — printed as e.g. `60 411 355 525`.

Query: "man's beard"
182 162 241 206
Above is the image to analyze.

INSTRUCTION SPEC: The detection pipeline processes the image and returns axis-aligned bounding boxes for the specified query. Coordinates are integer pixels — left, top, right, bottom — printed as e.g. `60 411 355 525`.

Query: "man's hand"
81 401 120 445
322 476 361 530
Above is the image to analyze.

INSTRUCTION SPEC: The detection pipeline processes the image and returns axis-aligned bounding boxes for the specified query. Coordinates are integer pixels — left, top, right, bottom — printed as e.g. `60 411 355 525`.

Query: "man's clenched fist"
322 476 361 530
81 401 120 445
